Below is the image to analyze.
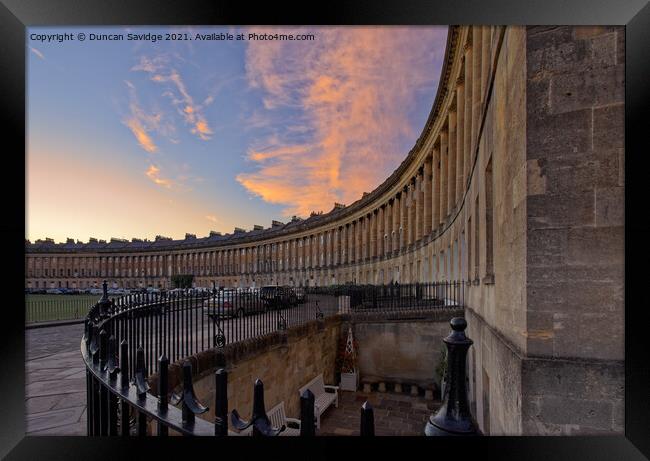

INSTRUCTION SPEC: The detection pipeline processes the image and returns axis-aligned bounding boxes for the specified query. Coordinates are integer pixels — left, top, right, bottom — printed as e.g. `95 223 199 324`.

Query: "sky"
26 26 448 243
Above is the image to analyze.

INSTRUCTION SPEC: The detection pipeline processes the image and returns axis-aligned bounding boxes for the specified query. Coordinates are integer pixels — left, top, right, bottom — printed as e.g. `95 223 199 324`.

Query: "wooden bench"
237 401 302 436
298 373 339 429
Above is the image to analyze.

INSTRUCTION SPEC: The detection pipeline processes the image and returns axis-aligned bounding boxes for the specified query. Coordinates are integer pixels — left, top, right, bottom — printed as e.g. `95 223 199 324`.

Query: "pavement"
25 323 87 435
319 389 439 436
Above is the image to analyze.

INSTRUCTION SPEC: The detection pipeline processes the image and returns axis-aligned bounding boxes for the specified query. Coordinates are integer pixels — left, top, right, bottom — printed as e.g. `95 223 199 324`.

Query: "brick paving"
318 389 440 436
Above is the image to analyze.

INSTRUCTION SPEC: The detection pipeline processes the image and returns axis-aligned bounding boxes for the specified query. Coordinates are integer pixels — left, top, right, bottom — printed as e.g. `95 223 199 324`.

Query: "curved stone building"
26 25 624 435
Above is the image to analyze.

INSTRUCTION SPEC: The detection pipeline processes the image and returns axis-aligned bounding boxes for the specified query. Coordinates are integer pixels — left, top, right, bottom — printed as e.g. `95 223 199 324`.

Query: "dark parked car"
260 286 300 309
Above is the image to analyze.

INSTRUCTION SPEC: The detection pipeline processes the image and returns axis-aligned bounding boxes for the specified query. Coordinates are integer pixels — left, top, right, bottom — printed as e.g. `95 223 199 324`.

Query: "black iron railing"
82 280 469 436
307 281 467 315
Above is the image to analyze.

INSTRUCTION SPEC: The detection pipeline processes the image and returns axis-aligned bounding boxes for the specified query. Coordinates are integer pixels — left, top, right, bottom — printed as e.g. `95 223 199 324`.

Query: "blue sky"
26 26 448 242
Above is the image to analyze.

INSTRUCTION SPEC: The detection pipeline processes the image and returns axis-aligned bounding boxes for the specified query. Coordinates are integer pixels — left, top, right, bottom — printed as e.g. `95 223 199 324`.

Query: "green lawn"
25 294 102 324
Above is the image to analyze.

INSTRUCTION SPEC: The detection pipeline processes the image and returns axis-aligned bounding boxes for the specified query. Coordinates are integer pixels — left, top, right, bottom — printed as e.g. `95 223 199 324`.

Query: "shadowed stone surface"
25 323 86 435
318 390 439 436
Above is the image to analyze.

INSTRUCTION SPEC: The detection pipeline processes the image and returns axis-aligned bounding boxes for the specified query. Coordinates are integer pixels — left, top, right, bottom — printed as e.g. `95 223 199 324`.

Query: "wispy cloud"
205 214 218 223
132 55 214 141
29 46 45 60
237 26 447 218
125 117 157 153
145 164 174 188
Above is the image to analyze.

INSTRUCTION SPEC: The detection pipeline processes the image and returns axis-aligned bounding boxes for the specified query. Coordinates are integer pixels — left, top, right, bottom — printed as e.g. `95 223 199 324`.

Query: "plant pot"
340 372 358 391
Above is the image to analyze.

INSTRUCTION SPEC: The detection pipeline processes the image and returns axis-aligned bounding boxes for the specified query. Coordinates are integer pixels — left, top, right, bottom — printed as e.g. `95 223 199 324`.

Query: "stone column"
415 171 422 242
448 107 457 212
356 220 362 262
400 189 407 250
391 196 398 253
456 75 465 200
439 130 448 223
385 201 392 255
424 157 432 236
377 206 384 256
370 212 377 258
471 26 482 156
463 42 473 188
407 183 414 246
432 144 440 230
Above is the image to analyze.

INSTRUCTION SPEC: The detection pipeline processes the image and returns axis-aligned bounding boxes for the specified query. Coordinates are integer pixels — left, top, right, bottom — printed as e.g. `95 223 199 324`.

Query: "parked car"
203 289 266 319
260 285 298 309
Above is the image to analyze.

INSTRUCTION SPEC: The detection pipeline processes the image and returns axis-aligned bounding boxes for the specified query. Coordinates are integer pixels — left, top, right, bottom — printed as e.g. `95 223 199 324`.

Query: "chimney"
185 233 196 240
209 231 222 237
272 220 284 228
253 225 264 231
234 227 245 234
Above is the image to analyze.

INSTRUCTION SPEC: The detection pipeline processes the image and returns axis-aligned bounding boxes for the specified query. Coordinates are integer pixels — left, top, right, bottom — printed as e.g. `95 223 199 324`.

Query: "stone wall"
352 309 463 388
187 316 342 422
467 25 624 436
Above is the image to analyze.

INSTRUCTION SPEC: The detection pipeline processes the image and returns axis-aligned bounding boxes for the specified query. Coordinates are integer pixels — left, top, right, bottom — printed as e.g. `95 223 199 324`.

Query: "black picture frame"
1 1 648 459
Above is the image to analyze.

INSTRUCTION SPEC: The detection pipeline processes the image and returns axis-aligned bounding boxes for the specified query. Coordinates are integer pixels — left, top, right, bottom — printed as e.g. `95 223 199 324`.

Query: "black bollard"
214 368 228 436
424 317 480 436
157 355 169 436
299 389 316 436
360 401 375 436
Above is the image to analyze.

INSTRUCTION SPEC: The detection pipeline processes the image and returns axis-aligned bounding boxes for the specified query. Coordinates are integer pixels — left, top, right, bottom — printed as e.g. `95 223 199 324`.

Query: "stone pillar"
456 76 465 200
463 45 473 188
356 220 362 262
370 212 377 258
377 204 385 257
407 181 414 246
424 157 432 236
385 201 392 255
391 196 397 253
415 170 422 242
439 131 448 223
400 189 407 250
448 108 457 212
432 144 440 230
471 26 482 157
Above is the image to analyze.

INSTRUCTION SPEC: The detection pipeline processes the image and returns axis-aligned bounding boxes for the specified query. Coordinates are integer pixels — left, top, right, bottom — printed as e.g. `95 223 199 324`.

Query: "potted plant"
337 327 359 391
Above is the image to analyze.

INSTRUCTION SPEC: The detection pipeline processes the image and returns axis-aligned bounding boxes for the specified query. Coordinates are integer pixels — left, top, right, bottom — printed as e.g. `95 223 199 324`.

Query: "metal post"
215 368 228 436
360 401 375 436
157 355 169 436
299 389 315 436
119 340 130 436
424 317 480 436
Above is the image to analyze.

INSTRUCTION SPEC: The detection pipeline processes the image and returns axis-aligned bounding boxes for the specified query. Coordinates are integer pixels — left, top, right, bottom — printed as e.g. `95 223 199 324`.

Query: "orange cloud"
238 26 447 218
133 56 214 141
125 117 157 153
30 47 45 60
145 164 173 188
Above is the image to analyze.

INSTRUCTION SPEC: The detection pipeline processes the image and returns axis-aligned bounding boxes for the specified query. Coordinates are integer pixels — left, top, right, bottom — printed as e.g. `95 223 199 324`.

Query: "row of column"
26 27 493 284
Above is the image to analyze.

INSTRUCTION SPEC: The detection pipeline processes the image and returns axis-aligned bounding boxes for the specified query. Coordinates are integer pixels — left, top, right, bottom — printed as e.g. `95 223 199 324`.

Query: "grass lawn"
25 294 102 324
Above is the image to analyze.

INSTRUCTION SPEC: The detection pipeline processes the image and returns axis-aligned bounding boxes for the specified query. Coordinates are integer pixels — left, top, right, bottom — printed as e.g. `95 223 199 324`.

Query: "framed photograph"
1 0 648 459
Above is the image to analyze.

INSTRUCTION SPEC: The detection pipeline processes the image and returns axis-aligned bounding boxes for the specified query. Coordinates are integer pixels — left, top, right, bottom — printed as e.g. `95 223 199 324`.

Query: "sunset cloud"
237 26 447 218
30 47 45 60
145 164 173 188
133 55 214 141
125 117 157 153
205 214 218 223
